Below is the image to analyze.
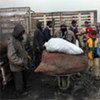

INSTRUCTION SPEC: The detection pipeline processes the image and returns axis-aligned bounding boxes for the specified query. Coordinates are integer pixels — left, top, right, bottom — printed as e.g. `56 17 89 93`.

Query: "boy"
87 30 99 77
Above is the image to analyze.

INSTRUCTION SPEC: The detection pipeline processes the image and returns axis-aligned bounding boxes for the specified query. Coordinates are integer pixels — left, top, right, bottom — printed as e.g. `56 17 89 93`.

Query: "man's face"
18 30 25 41
49 23 52 28
61 26 66 29
72 23 76 27
85 23 89 27
61 25 67 32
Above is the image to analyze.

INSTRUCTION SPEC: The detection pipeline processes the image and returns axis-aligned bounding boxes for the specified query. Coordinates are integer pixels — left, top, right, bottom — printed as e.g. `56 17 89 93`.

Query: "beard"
17 36 24 41
61 28 67 33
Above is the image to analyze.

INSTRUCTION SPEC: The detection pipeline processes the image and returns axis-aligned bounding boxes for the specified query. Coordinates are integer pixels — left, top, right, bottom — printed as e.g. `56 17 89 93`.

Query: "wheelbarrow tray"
35 50 88 75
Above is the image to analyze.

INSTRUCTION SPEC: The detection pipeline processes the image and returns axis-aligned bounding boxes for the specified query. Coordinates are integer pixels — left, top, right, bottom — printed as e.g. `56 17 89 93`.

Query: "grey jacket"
7 36 28 72
55 30 76 44
7 24 28 72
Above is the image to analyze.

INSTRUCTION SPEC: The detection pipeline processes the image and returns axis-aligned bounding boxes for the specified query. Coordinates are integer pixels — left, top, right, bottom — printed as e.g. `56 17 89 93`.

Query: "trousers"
12 70 27 92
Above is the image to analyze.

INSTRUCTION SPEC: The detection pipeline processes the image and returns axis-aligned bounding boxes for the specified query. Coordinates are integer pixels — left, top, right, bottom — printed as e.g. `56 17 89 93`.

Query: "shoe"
14 90 28 98
13 91 21 98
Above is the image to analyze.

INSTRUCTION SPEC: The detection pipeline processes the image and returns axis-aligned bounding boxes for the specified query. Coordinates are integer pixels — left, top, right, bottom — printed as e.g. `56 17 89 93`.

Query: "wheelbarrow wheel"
57 75 70 91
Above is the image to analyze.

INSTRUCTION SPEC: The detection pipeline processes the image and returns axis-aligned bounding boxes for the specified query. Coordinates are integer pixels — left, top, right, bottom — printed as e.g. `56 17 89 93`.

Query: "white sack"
44 38 83 54
76 39 79 47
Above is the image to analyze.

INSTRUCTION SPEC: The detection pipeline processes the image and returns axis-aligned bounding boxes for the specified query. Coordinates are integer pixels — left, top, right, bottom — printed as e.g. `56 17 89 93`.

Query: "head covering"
47 21 52 26
60 22 67 33
12 24 25 39
36 21 42 31
71 20 77 24
84 21 90 24
60 22 67 27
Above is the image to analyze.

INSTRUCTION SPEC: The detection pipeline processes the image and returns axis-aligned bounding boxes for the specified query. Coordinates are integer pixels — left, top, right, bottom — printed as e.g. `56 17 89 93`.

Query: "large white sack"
44 38 83 54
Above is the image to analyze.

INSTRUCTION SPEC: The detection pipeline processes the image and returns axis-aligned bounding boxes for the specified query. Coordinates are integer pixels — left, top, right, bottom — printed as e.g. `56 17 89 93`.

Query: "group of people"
6 19 100 97
32 20 100 80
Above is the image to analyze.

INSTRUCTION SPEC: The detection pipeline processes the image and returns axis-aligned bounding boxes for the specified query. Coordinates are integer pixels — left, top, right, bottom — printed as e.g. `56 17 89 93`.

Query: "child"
87 30 99 77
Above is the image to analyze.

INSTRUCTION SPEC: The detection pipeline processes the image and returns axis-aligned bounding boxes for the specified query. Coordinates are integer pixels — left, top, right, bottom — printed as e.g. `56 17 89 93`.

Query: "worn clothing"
13 69 29 92
55 29 76 44
34 51 42 67
43 27 51 42
7 24 29 94
82 27 93 48
87 38 98 48
69 26 82 47
13 71 23 91
33 29 45 52
69 26 78 39
33 22 45 67
86 27 93 38
87 38 100 77
33 28 45 67
7 36 28 72
87 38 98 60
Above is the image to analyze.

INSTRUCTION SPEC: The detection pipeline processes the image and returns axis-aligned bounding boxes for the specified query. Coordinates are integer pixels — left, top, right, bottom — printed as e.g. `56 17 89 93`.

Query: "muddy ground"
0 70 100 100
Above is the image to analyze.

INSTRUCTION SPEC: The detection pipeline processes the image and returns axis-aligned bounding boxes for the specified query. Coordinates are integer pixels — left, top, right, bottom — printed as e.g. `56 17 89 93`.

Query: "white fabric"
44 38 83 54
76 39 79 47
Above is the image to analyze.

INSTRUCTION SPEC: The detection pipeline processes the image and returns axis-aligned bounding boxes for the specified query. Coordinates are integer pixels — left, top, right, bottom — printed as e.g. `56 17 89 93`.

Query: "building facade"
34 10 97 30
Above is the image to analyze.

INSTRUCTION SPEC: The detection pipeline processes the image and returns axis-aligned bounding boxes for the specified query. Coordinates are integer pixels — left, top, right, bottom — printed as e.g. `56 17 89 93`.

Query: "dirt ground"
0 69 100 100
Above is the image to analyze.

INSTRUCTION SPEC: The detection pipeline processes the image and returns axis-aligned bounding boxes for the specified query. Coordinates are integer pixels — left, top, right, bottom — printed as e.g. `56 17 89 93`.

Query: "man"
84 21 93 38
43 21 52 42
33 21 45 67
69 20 78 39
7 24 28 97
82 21 93 51
69 20 81 47
55 23 76 44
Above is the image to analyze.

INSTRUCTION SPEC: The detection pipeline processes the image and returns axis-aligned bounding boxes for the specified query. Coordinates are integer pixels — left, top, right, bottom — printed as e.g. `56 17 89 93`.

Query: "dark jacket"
7 24 28 72
43 27 51 42
33 23 45 52
69 26 78 39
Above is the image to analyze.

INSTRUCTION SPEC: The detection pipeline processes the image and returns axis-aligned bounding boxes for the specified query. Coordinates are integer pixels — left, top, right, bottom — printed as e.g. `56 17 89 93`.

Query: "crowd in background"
33 19 100 78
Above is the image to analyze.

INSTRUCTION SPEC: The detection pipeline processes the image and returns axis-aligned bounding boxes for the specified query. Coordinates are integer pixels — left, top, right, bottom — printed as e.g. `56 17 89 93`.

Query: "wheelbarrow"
35 50 88 90
57 75 71 90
